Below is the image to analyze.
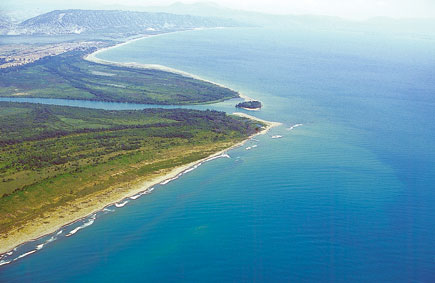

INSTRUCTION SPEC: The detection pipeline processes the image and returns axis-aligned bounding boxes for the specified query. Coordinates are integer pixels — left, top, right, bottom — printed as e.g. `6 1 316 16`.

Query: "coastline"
0 28 280 260
84 31 253 103
0 114 280 257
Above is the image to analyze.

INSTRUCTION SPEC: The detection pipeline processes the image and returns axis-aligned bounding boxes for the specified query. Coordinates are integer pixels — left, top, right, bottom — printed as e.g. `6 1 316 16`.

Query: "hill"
6 9 240 36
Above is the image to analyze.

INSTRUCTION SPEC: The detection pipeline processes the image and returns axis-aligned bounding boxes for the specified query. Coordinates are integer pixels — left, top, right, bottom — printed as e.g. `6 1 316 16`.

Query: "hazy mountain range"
142 2 435 37
2 9 240 36
1 2 434 38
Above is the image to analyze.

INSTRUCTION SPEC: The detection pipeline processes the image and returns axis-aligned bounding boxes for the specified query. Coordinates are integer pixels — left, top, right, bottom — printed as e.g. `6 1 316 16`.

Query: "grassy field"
0 102 261 234
0 49 239 104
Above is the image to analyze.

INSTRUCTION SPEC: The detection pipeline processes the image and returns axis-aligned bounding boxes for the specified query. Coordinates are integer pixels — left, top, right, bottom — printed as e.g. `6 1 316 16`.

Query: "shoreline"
0 29 280 260
0 117 280 258
84 30 253 103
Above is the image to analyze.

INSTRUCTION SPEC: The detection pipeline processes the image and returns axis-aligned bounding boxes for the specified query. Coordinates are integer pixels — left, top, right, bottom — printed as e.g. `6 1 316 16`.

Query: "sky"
2 0 435 19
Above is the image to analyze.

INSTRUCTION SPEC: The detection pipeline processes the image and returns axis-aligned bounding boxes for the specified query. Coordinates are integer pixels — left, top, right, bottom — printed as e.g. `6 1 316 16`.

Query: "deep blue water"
1 27 434 282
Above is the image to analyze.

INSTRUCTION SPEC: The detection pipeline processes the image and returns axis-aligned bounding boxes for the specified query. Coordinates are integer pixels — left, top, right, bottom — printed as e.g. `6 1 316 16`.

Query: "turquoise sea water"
1 27 434 282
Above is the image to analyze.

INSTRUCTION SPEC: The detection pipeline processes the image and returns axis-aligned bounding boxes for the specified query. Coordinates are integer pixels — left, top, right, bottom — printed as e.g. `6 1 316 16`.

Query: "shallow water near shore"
1 27 435 282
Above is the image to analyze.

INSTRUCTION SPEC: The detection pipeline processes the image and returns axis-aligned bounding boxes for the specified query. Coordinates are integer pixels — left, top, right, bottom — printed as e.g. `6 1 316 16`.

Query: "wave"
65 215 96 237
160 174 181 185
115 200 129 207
146 187 155 194
160 178 173 185
129 194 141 200
183 163 201 174
129 186 156 200
0 260 11 266
246 145 257 150
271 135 283 139
205 153 230 162
159 153 231 186
0 227 67 266
46 235 57 244
14 250 36 261
287 124 303 131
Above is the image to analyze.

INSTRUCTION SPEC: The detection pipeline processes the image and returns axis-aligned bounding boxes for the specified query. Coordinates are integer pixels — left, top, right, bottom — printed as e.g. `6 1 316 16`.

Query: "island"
236 100 262 110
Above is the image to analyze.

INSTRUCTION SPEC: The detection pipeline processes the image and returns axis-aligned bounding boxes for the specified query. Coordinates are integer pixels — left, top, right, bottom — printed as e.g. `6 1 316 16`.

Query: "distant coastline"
84 29 254 104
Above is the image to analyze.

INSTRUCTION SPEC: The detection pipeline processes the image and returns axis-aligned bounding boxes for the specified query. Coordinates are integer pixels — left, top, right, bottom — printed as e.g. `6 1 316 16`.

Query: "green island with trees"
236 100 262 109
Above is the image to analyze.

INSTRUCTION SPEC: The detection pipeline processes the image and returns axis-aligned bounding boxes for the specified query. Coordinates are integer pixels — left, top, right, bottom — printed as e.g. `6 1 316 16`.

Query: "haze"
2 0 435 20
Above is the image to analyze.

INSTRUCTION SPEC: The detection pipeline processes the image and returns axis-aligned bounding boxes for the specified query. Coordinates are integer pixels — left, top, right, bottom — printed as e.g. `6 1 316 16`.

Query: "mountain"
143 2 435 38
6 9 240 36
0 13 12 34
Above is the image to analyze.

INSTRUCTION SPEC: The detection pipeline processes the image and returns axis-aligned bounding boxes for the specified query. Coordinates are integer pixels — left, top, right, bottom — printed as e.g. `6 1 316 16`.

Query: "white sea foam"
14 250 36 261
160 179 171 185
160 176 179 185
206 153 230 162
130 194 141 200
56 230 63 236
115 200 129 207
66 216 95 237
0 260 11 266
46 235 57 244
183 166 197 174
131 186 156 199
271 135 283 139
6 251 13 256
288 124 303 131
36 244 44 250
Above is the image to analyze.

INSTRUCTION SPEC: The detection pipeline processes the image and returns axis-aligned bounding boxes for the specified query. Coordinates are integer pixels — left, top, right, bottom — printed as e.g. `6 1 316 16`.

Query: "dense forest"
0 102 262 233
0 49 239 104
236 100 262 109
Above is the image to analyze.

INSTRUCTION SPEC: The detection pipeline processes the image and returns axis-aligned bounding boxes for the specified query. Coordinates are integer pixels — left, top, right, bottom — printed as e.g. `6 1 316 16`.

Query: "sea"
0 27 434 282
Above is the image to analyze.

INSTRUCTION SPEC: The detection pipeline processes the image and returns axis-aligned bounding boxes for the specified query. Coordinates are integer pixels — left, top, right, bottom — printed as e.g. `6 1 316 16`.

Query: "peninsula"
0 48 239 104
0 102 275 255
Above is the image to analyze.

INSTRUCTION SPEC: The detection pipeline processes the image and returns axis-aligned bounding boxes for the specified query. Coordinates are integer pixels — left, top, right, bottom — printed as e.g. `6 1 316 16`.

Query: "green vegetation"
0 102 261 233
0 49 239 104
236 100 262 109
